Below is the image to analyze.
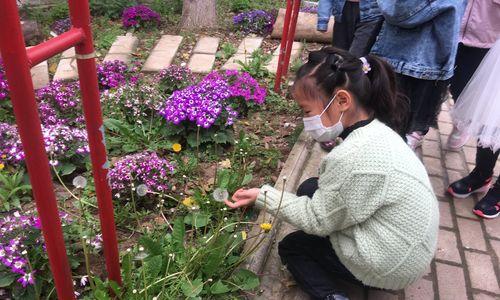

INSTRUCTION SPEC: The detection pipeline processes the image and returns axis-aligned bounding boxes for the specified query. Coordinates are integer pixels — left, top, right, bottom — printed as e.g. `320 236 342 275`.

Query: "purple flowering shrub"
122 5 161 29
0 122 89 167
156 65 195 95
0 211 73 293
36 80 84 127
50 18 72 35
97 60 139 90
109 151 175 198
233 10 275 34
159 70 266 146
0 63 8 101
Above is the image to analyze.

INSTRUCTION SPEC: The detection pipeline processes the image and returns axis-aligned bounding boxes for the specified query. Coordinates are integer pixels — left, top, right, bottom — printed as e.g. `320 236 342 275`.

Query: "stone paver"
454 196 477 218
474 293 499 300
484 217 500 239
103 34 138 64
445 151 466 171
222 37 263 70
457 217 487 251
465 251 500 294
236 37 263 54
436 229 461 263
436 263 468 300
31 60 49 89
266 42 303 74
188 53 216 73
439 201 454 228
405 278 434 299
53 57 78 81
188 36 220 73
142 35 183 72
422 139 441 158
193 36 219 54
430 176 446 197
423 156 444 176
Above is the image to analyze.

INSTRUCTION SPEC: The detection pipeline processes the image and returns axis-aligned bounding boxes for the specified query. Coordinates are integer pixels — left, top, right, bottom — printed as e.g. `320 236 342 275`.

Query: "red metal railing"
274 0 301 93
0 1 121 299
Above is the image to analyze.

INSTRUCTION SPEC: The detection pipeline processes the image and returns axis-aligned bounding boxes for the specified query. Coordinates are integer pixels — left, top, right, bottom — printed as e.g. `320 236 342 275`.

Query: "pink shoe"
406 131 425 150
447 126 470 150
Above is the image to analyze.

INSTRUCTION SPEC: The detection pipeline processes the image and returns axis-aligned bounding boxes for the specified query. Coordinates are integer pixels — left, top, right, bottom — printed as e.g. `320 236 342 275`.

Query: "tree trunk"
180 0 217 30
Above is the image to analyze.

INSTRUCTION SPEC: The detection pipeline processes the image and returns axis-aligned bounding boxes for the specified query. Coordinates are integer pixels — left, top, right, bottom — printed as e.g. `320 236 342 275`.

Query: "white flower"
213 188 229 202
133 289 137 294
72 176 87 189
139 246 144 252
80 275 89 287
136 184 148 197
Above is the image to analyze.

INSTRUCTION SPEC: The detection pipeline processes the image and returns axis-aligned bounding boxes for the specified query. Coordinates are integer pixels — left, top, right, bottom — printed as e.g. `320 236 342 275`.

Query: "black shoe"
320 141 336 152
324 292 350 300
473 183 500 219
447 174 491 198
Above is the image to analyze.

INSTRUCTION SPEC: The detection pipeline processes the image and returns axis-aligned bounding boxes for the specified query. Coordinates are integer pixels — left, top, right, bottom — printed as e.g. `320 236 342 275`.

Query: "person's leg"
297 177 319 198
449 44 490 103
448 147 498 198
332 2 359 50
278 231 364 300
349 19 384 57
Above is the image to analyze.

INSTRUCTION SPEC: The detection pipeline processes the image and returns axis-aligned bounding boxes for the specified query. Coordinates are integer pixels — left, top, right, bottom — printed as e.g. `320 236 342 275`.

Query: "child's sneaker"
446 126 470 151
473 183 500 219
447 174 492 198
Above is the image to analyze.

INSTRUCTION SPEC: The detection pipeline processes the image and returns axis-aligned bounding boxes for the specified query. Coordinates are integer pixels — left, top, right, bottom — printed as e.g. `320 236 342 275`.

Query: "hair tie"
359 57 371 74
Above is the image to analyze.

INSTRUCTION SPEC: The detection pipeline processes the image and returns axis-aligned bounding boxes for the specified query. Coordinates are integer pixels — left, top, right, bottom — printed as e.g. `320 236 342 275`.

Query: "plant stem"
129 183 142 230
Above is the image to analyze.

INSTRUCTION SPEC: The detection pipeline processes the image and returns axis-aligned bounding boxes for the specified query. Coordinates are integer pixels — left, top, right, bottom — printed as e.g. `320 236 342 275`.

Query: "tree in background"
180 0 217 29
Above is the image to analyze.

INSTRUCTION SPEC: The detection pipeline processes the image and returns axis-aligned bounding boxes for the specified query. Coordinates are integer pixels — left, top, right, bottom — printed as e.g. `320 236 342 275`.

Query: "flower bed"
122 5 161 29
233 9 275 34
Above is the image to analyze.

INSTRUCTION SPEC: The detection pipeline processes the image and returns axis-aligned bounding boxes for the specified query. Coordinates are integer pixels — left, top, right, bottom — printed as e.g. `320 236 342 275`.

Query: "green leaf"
202 234 230 277
231 269 260 291
181 278 204 298
0 273 16 287
56 163 76 176
217 170 231 189
144 255 163 278
122 143 140 153
139 236 163 256
184 212 211 228
210 280 230 295
241 173 253 185
172 218 185 252
122 252 132 288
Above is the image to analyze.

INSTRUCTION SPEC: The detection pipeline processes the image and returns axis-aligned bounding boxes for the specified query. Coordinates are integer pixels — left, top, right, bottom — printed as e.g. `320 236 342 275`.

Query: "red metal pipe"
68 0 122 285
27 28 85 67
282 0 301 77
274 0 294 93
0 1 76 299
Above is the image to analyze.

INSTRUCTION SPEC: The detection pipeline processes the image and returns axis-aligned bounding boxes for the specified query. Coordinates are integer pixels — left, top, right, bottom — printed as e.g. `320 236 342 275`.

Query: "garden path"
245 98 500 300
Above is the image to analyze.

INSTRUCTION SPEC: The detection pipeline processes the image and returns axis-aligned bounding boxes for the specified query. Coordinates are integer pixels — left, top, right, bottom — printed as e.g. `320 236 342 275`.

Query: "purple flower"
50 18 72 35
36 80 82 127
17 272 35 287
109 151 175 195
122 5 161 28
0 63 9 101
97 60 135 90
156 65 194 95
233 10 276 34
160 70 266 129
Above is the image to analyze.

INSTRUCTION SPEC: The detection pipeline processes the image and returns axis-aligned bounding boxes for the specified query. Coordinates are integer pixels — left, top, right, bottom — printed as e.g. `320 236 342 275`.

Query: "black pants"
450 43 490 103
278 177 366 300
472 147 500 185
332 2 383 57
396 74 448 134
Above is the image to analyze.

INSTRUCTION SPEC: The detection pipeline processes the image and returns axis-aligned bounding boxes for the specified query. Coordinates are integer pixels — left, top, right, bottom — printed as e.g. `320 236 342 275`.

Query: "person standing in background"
371 0 466 150
447 0 500 150
317 0 382 59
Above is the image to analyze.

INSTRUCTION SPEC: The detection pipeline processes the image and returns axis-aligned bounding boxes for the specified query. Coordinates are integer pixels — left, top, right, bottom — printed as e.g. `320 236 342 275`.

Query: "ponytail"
295 47 409 136
364 55 409 135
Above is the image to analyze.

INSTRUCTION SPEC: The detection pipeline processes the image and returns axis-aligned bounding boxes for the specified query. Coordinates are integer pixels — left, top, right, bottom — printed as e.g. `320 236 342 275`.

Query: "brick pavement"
407 99 500 300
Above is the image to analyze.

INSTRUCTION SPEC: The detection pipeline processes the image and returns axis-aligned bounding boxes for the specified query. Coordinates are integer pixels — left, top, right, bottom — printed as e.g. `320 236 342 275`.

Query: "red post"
274 0 301 93
68 0 122 285
0 1 76 299
282 0 301 78
274 0 294 93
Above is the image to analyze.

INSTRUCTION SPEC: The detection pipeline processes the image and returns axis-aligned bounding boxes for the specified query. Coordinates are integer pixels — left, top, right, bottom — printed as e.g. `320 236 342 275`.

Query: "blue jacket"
317 0 382 31
371 0 466 80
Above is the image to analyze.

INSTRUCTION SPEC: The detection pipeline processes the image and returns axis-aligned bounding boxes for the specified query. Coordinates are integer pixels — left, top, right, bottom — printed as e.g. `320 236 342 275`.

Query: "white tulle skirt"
451 39 500 152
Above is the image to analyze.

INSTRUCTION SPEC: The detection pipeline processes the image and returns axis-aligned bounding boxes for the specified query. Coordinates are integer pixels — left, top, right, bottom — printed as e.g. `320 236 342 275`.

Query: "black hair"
294 47 409 135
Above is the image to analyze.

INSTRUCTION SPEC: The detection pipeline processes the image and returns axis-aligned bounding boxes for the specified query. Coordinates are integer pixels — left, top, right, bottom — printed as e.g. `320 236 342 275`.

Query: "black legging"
278 178 367 300
472 147 499 185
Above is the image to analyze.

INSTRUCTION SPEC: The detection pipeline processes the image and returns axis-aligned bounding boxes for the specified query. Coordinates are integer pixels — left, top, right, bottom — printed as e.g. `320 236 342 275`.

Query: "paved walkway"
245 98 500 300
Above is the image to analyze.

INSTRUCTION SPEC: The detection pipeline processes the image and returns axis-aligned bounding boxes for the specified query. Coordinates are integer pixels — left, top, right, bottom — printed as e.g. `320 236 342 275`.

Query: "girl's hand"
225 188 260 209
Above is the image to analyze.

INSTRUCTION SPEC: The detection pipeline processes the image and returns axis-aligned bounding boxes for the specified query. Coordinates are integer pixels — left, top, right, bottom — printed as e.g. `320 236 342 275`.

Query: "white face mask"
302 93 344 142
